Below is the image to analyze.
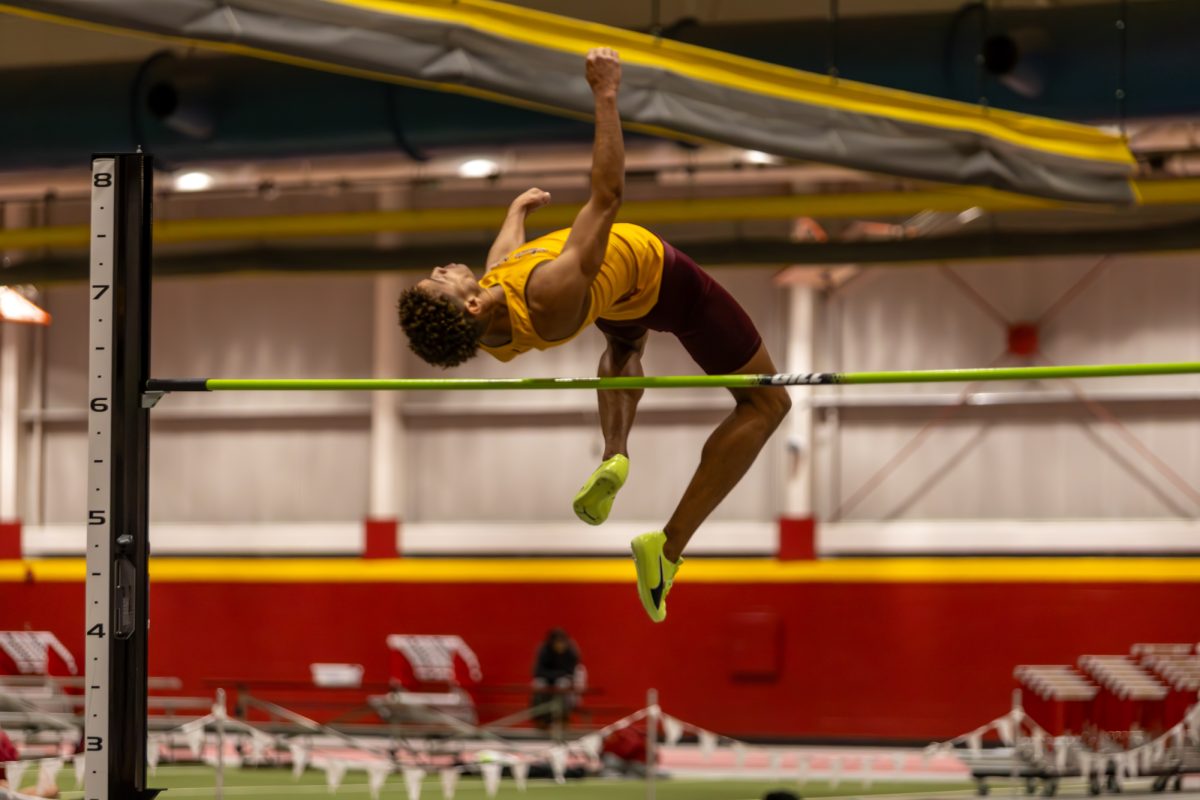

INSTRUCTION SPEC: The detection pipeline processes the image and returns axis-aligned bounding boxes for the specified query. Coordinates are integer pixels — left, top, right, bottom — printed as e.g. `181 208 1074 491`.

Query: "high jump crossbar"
144 363 1200 393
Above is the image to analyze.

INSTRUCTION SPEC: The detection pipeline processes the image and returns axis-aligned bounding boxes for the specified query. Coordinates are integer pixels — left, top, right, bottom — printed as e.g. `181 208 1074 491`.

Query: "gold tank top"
478 223 664 362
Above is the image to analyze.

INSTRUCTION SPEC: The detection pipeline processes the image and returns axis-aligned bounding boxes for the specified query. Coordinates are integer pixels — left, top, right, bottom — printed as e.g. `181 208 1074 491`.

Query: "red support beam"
363 519 400 559
0 521 20 559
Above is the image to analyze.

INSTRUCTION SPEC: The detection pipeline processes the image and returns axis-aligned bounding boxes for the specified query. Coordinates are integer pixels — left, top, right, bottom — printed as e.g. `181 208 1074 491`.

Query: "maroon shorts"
595 241 763 375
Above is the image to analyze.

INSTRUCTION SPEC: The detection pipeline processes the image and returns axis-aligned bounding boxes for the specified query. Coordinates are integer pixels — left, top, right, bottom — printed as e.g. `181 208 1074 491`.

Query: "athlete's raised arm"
528 48 624 328
486 187 551 270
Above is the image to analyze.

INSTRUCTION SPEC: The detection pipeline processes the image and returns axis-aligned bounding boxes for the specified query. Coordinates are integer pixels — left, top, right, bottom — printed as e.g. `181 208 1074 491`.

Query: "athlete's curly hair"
396 286 481 368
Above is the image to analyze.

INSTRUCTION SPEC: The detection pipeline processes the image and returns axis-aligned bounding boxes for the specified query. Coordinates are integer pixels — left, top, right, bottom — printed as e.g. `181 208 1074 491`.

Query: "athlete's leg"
597 330 648 459
660 343 790 562
629 243 786 620
574 328 647 525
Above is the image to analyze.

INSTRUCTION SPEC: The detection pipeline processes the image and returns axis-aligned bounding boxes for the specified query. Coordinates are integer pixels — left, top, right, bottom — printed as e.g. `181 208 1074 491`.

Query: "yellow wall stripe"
7 558 1200 584
5 180 1197 253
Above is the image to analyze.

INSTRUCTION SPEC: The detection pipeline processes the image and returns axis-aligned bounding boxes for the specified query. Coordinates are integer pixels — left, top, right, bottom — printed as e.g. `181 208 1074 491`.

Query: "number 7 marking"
92 285 110 300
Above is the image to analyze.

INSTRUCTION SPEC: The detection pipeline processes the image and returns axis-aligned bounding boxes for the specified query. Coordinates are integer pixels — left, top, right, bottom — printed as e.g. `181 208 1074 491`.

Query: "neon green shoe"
572 454 629 526
630 532 681 623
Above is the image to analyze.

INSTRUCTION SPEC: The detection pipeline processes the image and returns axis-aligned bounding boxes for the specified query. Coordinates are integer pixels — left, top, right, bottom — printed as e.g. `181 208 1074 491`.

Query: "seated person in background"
530 628 583 728
0 726 59 798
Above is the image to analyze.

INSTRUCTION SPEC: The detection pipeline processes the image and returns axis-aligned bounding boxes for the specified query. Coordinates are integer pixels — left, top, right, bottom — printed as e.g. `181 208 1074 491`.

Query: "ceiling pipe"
12 218 1200 286
4 178 1200 253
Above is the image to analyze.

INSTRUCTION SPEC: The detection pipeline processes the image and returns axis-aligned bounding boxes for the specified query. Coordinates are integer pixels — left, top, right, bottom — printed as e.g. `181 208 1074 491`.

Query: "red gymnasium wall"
5 558 1200 741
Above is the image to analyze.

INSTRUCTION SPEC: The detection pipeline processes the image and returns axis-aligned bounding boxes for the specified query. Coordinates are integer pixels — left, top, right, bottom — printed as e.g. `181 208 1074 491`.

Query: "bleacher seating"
0 631 80 720
0 632 76 679
376 635 483 724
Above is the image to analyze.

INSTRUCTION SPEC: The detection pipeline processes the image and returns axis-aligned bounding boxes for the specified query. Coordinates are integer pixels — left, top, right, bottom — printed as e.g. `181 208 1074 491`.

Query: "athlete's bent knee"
760 387 791 425
740 386 790 428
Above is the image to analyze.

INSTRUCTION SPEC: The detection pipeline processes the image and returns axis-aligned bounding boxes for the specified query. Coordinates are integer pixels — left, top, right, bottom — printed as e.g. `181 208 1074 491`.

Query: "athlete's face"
417 264 479 306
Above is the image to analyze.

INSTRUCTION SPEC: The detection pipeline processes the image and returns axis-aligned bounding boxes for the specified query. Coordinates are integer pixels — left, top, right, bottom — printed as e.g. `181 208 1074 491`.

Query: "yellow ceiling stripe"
8 179 1197 253
329 0 1131 165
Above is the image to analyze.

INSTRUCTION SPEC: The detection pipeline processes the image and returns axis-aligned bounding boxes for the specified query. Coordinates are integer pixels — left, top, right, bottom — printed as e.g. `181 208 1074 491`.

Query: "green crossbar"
143 362 1200 392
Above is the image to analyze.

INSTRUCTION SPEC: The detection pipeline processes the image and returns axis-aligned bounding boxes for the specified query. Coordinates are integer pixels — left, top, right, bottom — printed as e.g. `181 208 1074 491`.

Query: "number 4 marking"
87 624 105 638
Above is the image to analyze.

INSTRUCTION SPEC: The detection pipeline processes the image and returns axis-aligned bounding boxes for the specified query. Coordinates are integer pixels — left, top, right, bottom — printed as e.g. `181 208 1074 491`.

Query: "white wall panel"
836 254 1200 388
27 250 1196 551
827 253 1200 521
835 266 1007 396
147 424 370 522
829 408 1200 520
406 417 775 522
40 428 86 525
43 284 88 412
25 522 363 556
819 519 1200 555
44 274 376 411
41 422 370 524
1041 254 1200 382
151 274 375 411
42 274 376 524
399 520 775 555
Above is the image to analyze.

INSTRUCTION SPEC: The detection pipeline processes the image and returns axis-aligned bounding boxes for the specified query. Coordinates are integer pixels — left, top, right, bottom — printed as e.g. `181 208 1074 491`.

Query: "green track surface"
49 765 974 799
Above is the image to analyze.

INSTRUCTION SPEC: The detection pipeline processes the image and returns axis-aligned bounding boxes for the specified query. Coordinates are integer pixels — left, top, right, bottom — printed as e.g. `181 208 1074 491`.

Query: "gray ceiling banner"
2 0 1138 204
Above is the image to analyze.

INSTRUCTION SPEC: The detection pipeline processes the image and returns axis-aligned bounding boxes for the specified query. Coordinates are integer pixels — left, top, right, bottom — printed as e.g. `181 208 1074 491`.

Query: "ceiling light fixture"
957 206 985 224
743 150 780 166
458 158 499 178
174 171 213 192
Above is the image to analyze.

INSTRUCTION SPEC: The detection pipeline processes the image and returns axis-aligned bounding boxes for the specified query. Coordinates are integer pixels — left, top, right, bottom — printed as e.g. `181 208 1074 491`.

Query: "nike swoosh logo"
649 558 665 609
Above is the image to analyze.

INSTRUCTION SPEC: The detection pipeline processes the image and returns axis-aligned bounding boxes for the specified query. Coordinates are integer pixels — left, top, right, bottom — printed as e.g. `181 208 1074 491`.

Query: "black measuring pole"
87 152 159 800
